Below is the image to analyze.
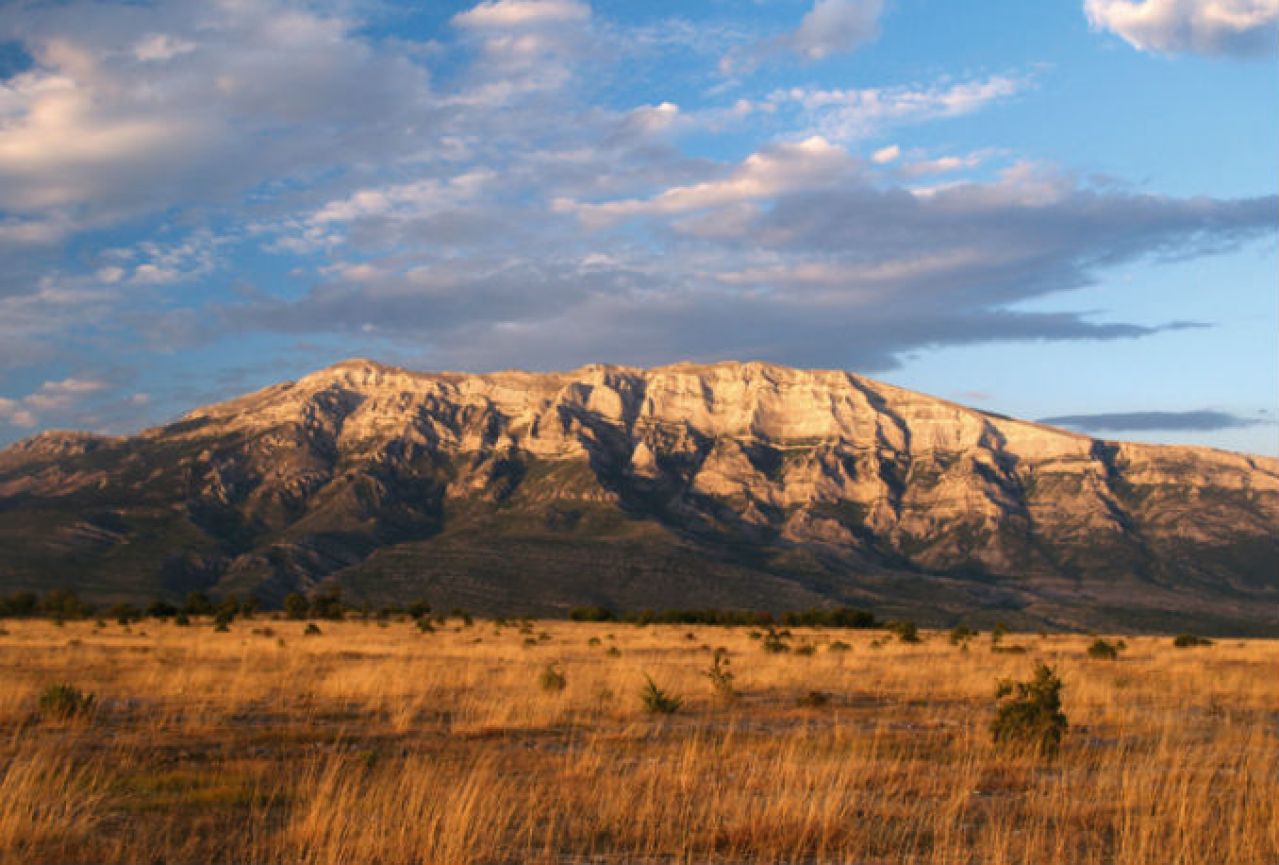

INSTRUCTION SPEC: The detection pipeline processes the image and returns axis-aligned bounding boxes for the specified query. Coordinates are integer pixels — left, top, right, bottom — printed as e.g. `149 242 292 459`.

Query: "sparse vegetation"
991 663 1068 758
702 648 735 700
640 675 683 714
1174 634 1214 648
0 621 1272 864
886 619 921 644
1087 638 1124 660
538 664 567 692
37 683 95 720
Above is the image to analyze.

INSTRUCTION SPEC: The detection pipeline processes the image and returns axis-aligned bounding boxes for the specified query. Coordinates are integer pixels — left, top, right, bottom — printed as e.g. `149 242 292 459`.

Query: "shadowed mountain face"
1 359 1276 632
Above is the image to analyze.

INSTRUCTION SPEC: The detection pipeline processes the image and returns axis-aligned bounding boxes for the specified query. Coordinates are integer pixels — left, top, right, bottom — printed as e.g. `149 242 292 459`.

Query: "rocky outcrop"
1 359 1275 631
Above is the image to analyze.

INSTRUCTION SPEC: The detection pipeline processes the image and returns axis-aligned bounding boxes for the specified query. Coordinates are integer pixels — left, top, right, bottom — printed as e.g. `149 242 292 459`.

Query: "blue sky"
0 0 1275 454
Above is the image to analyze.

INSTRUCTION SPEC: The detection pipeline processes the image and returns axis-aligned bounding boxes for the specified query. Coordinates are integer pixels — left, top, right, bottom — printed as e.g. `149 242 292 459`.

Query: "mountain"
1 359 1276 632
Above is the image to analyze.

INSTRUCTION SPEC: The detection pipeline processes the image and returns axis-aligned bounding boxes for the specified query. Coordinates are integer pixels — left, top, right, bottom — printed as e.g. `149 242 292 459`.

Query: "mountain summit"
2 359 1276 631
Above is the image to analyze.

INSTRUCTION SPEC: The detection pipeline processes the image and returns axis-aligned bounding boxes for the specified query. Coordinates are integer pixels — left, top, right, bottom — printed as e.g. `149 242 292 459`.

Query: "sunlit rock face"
2 359 1276 632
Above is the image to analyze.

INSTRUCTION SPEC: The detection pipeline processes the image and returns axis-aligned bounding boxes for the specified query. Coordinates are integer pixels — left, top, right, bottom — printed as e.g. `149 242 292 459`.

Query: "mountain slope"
1 359 1276 631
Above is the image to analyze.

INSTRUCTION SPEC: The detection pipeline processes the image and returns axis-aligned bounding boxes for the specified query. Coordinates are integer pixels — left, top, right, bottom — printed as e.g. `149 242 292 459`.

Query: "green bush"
761 633 790 654
1087 638 1122 660
284 593 309 620
949 626 977 646
990 663 1067 757
1173 634 1213 648
886 619 921 644
990 622 1010 647
39 683 95 720
538 664 567 692
183 592 214 616
303 622 322 636
703 648 735 700
569 605 615 622
640 676 682 714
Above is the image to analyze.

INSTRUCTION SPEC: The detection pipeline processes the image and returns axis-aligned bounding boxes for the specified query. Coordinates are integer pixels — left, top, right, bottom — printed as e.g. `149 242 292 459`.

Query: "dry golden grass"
0 617 1275 863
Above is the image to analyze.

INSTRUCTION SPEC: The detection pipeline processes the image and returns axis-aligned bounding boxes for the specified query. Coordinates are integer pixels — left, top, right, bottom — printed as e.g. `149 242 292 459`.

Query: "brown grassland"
0 617 1275 864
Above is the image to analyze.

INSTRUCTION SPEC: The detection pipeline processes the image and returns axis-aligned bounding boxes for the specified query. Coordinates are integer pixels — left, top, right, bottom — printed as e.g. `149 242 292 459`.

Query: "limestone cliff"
1 359 1275 631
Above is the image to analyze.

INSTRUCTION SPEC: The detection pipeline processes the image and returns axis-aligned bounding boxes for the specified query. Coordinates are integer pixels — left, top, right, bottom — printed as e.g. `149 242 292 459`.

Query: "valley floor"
0 618 1276 864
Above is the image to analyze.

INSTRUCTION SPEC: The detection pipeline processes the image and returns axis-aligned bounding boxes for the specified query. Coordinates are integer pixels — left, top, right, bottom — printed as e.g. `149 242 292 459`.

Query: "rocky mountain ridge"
1 359 1275 632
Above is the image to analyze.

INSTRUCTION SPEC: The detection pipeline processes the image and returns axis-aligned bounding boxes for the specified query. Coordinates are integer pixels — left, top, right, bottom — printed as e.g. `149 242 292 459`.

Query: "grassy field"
0 617 1275 864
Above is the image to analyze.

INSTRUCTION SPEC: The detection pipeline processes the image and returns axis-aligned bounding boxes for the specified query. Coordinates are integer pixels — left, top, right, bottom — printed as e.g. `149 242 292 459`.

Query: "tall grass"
0 619 1275 863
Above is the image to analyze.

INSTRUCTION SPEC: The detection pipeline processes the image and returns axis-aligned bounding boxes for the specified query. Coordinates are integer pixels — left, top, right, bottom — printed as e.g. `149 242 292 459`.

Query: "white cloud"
763 74 1027 141
558 136 857 224
898 150 991 177
871 144 900 164
453 0 590 29
1085 0 1279 56
723 0 884 72
1 377 109 424
0 1 432 226
132 33 197 63
788 0 885 60
0 398 38 428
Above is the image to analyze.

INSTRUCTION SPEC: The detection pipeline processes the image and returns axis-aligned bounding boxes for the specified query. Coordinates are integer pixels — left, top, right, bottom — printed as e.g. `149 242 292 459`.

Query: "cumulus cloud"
757 74 1028 142
787 0 885 60
0 376 108 427
557 136 857 225
1040 409 1267 432
0 0 432 229
725 0 885 71
231 139 1275 375
1085 0 1279 56
453 0 591 29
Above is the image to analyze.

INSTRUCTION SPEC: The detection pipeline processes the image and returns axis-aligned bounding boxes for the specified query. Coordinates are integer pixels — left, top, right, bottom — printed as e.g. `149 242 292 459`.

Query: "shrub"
182 592 214 616
406 601 432 619
213 609 234 631
794 644 816 656
569 605 615 622
827 640 851 653
283 594 309 620
303 623 322 636
990 622 1010 647
310 591 345 621
1087 638 1121 660
990 663 1067 757
798 690 831 707
886 620 921 644
703 648 735 700
108 603 141 625
1173 634 1213 648
174 613 190 627
761 635 789 653
39 683 95 720
538 664 567 692
415 618 435 634
605 646 622 658
146 600 178 619
640 676 682 714
587 636 601 647
949 626 977 646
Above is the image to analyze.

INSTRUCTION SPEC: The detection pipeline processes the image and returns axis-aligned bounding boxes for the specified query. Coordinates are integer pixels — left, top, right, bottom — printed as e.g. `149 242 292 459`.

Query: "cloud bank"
1085 0 1279 56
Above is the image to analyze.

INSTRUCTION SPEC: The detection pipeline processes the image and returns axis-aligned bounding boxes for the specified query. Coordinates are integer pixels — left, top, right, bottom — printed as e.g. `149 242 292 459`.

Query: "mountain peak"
1 358 1275 631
